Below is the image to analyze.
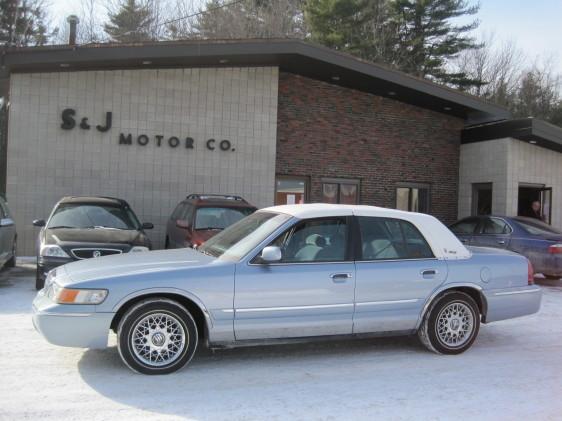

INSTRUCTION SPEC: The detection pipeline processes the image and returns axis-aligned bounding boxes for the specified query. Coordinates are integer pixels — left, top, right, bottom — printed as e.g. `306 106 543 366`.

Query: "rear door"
472 217 512 249
448 217 479 245
353 215 448 333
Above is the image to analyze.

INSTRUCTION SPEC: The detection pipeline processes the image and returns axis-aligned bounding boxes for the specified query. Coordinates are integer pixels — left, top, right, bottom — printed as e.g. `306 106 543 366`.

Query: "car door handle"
460 239 468 243
497 240 506 245
421 269 437 277
330 273 352 283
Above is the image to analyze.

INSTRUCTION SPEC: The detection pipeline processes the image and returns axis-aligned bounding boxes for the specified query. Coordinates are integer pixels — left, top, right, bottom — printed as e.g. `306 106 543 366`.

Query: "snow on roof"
261 204 471 260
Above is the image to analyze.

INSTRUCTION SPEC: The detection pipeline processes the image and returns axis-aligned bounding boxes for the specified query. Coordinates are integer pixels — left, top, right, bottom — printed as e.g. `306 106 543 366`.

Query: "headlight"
46 282 108 305
130 246 149 253
40 245 70 258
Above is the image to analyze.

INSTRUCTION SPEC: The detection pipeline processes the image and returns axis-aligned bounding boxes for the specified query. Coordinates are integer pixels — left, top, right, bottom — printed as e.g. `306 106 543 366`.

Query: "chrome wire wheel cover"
131 312 187 367
436 302 474 348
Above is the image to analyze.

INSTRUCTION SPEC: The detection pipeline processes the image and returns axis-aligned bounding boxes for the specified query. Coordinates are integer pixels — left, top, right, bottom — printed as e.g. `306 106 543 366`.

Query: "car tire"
5 238 16 268
164 237 170 249
117 298 198 375
35 268 44 290
418 291 480 355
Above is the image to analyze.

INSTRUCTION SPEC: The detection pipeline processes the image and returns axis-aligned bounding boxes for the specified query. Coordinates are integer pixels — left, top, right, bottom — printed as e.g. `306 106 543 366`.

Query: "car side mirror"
176 219 190 229
33 219 46 227
260 246 282 263
141 222 154 230
0 218 13 227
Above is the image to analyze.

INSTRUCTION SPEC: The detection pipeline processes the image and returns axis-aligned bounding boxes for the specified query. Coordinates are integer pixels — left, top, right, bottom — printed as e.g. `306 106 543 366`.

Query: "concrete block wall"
7 67 279 254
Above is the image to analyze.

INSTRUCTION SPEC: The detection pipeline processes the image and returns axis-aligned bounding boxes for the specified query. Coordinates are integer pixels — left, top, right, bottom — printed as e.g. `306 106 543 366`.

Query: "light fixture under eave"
142 60 152 65
444 106 452 111
331 75 340 81
219 59 229 64
529 140 537 144
60 63 70 68
388 91 397 96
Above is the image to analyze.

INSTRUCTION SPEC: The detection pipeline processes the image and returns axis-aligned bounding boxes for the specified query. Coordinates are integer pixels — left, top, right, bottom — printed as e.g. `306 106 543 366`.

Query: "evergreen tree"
0 0 53 47
104 0 154 43
391 0 482 86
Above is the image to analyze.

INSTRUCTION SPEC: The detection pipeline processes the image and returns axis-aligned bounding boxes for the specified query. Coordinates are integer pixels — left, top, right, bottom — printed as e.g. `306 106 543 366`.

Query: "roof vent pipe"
67 15 79 46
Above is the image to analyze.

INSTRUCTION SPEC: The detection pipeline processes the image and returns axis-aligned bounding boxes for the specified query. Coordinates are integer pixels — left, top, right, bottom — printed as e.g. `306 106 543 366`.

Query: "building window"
518 184 552 224
275 176 308 205
321 178 360 204
472 183 493 215
396 184 430 213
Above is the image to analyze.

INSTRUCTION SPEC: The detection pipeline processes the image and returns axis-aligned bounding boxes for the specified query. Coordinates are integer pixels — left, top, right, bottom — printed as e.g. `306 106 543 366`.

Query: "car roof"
184 194 255 208
261 204 471 260
57 196 129 207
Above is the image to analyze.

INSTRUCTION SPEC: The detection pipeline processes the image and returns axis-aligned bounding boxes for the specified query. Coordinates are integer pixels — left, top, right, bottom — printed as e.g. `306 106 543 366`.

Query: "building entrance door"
518 185 552 224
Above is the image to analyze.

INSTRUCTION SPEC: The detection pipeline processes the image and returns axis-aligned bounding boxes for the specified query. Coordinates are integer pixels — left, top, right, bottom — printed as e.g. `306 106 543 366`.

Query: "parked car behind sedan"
165 194 256 249
33 196 153 290
33 204 541 375
450 215 562 279
0 195 17 269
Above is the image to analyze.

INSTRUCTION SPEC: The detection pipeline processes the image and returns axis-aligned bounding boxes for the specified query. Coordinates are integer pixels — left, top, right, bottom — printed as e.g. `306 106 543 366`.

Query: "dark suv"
165 194 257 249
33 196 153 289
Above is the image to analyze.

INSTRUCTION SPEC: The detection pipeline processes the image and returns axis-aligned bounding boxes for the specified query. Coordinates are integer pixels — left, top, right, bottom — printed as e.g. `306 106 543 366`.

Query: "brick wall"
276 72 464 224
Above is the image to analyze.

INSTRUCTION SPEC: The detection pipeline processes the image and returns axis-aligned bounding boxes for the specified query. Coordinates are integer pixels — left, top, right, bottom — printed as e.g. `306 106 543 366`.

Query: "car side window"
450 218 479 235
0 198 10 218
171 203 185 220
357 216 434 261
482 218 511 235
182 204 194 223
270 217 349 263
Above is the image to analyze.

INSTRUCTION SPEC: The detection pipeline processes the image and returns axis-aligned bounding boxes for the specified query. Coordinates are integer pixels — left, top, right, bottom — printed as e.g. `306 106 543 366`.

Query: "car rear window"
514 218 562 236
194 207 255 230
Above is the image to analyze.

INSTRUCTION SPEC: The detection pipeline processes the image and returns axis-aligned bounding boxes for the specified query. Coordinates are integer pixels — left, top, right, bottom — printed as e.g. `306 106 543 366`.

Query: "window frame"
321 177 361 205
355 216 436 262
275 175 310 205
250 216 355 265
395 182 431 213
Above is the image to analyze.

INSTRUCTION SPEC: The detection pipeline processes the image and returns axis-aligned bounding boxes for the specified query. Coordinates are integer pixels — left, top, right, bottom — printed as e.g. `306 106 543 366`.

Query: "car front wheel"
117 298 198 375
418 291 480 354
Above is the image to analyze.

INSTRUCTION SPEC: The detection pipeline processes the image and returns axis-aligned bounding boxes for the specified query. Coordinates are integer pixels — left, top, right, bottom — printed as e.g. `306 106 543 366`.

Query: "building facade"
0 40 525 254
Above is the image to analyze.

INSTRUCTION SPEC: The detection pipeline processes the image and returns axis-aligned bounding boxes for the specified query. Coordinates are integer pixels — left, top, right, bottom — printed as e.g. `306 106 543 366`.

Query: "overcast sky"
48 0 562 72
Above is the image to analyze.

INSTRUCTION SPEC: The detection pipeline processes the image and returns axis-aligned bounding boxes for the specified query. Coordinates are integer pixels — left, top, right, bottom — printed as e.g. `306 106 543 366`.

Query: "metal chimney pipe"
66 15 80 46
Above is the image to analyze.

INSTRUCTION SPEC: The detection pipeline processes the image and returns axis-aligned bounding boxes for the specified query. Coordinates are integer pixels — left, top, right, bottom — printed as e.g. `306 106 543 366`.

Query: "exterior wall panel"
7 67 279 254
276 72 464 224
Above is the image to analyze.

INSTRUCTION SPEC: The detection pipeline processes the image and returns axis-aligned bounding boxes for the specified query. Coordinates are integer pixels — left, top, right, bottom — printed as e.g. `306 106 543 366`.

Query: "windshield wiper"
48 225 77 229
197 248 217 258
196 227 224 231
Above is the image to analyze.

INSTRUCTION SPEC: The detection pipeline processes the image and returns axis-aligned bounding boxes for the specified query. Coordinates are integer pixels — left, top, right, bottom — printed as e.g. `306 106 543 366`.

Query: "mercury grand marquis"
32 204 542 374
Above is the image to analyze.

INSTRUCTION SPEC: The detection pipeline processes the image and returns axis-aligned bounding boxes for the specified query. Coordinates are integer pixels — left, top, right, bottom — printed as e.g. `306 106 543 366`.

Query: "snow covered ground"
1 261 562 421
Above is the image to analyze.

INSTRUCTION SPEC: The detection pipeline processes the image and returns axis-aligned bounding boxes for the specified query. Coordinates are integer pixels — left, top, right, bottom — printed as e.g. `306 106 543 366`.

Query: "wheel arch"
110 290 211 342
417 284 488 329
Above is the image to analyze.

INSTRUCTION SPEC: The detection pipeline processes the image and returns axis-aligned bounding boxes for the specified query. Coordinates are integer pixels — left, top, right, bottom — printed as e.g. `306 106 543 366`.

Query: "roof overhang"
462 118 562 153
1 39 510 122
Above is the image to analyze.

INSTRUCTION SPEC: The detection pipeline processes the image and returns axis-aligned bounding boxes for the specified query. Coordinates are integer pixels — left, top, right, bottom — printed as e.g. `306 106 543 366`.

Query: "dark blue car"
450 215 562 279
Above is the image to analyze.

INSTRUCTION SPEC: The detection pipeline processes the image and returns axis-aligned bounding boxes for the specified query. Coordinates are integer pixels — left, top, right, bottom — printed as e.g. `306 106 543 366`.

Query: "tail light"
548 244 562 254
528 260 535 285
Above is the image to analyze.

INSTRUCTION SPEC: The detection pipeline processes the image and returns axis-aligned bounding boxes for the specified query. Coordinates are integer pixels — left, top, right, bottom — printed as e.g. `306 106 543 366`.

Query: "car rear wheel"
35 267 44 290
418 291 480 354
117 298 198 375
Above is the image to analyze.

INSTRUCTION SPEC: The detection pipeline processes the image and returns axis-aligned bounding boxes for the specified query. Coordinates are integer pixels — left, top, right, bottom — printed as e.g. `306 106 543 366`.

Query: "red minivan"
165 194 257 249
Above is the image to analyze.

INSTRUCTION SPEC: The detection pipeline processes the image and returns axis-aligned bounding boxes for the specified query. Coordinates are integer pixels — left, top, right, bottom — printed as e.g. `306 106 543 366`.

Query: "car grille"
70 248 123 259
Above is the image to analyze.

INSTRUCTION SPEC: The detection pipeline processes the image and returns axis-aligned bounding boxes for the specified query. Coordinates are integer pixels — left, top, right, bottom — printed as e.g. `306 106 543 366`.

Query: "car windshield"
198 211 292 261
514 217 562 236
47 204 141 230
194 207 255 230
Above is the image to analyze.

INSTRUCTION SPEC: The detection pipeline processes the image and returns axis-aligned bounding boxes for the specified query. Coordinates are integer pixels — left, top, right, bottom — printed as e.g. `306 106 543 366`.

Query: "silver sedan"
33 204 542 374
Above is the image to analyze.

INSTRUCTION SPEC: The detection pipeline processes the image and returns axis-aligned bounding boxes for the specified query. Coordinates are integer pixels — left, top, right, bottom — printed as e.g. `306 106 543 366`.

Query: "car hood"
45 227 149 246
58 247 215 286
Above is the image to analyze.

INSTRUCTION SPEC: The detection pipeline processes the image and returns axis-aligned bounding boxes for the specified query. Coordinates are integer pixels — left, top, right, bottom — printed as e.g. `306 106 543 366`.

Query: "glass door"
541 187 552 225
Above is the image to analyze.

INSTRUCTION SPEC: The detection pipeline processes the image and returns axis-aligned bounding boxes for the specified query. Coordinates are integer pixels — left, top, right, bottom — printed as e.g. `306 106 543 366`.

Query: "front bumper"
484 285 542 323
32 291 113 349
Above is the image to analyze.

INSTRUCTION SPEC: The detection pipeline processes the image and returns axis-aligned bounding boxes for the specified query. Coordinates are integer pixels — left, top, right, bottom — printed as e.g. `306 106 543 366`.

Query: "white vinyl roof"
263 204 471 260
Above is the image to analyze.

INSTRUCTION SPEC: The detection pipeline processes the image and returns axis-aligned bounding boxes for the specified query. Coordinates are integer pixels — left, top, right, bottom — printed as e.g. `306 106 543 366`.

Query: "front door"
234 216 355 340
353 216 448 333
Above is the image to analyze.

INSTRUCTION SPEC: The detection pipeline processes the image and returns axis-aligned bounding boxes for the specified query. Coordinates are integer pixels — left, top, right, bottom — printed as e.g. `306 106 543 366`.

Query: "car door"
169 203 189 248
233 215 356 340
471 217 512 249
353 215 448 334
448 217 480 245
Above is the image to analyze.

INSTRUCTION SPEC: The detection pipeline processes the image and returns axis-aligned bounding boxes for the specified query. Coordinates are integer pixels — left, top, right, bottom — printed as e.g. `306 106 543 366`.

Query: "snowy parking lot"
1 261 562 421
